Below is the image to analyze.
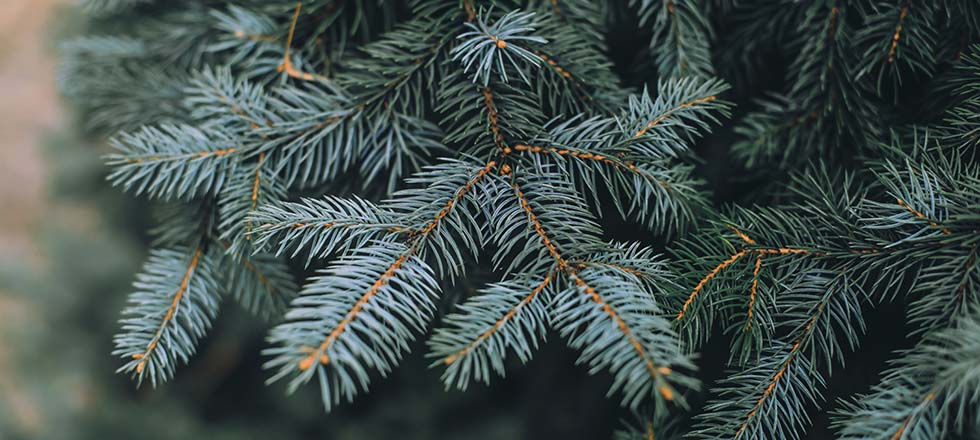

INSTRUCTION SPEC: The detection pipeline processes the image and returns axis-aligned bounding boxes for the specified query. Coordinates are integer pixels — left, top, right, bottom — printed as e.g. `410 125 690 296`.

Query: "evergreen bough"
61 0 980 438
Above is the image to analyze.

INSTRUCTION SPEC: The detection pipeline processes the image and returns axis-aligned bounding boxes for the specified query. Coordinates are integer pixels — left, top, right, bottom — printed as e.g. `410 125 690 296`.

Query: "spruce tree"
60 1 980 438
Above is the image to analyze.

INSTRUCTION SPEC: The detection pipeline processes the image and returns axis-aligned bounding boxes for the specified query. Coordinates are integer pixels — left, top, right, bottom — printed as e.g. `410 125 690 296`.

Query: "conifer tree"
60 0 980 438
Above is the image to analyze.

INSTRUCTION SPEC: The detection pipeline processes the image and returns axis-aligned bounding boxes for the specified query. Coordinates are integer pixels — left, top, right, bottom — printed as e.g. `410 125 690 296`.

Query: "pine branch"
277 3 329 82
488 168 603 277
113 245 222 386
503 175 695 408
833 306 980 440
207 6 282 80
265 159 499 409
221 248 298 320
553 263 696 409
632 0 715 78
387 159 504 279
216 153 289 256
452 9 548 85
854 0 941 90
264 243 440 410
249 195 403 265
106 124 239 199
428 273 554 389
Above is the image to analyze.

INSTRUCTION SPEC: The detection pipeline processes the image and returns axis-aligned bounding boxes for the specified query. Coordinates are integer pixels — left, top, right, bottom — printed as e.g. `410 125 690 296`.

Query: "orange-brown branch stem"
634 95 717 137
297 161 497 370
463 0 476 22
745 254 764 330
125 148 237 164
896 198 952 234
677 227 818 321
482 88 507 153
735 304 824 437
676 250 747 320
245 153 266 240
512 183 568 268
530 48 591 99
240 254 278 295
418 161 496 237
443 273 553 365
220 241 278 295
957 251 977 300
509 144 670 189
891 392 937 440
511 181 674 399
278 3 328 82
888 1 912 63
297 250 413 370
133 246 204 374
570 272 674 400
730 226 757 245
827 6 841 39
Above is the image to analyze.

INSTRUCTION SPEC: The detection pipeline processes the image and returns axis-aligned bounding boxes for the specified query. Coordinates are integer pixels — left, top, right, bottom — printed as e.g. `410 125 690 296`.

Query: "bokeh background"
0 0 72 433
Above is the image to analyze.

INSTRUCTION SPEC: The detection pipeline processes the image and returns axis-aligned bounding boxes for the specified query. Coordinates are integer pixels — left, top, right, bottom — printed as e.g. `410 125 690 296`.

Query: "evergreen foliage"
60 0 980 438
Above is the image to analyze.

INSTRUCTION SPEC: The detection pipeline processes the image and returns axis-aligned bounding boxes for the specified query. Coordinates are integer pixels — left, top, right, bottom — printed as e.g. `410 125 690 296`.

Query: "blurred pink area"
0 0 68 434
0 0 66 265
